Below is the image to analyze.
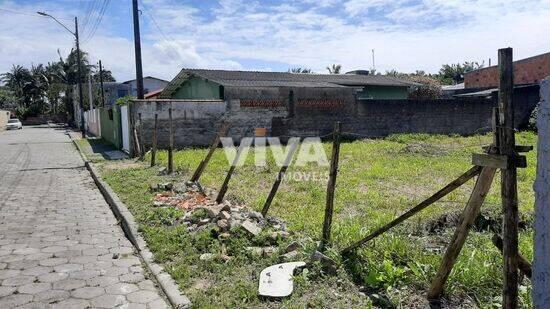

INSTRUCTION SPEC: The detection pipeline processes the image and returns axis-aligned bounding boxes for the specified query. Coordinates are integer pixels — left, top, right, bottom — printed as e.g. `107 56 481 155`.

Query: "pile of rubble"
150 180 338 276
151 181 287 236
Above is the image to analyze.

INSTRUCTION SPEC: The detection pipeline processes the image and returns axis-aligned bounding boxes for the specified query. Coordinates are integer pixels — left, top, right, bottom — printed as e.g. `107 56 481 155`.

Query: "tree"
288 67 312 74
326 64 342 74
1 65 32 106
438 61 484 85
0 87 17 110
93 69 116 83
408 75 442 99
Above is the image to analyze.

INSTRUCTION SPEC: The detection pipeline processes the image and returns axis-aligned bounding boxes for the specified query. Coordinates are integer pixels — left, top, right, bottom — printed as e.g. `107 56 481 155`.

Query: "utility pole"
132 0 144 99
75 17 86 138
99 60 105 107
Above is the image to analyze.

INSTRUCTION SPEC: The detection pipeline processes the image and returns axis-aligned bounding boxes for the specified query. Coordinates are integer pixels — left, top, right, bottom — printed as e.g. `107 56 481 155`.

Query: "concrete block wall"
132 99 226 148
132 94 535 148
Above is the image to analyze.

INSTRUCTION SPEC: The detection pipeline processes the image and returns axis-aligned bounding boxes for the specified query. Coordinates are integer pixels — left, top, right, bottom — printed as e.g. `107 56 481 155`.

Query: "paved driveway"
0 126 168 308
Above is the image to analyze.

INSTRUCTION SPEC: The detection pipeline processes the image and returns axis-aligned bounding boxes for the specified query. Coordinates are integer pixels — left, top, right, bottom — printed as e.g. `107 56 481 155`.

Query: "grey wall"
132 90 536 148
132 100 226 147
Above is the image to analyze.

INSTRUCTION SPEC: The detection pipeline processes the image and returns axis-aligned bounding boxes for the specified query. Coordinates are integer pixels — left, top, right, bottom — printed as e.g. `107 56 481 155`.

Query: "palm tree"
1 65 32 106
326 64 341 74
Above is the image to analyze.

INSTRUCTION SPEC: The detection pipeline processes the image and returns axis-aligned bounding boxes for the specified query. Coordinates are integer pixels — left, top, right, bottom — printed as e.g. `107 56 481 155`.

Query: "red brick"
464 52 550 88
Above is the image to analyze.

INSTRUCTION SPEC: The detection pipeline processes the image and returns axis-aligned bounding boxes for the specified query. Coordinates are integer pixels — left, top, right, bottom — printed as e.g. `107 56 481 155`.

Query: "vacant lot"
98 132 537 308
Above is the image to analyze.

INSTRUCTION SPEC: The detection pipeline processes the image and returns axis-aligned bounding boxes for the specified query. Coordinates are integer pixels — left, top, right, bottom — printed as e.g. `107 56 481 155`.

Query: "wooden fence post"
150 113 158 167
190 122 230 182
261 140 299 217
216 142 245 204
168 107 174 174
320 122 341 251
498 47 519 308
427 167 496 301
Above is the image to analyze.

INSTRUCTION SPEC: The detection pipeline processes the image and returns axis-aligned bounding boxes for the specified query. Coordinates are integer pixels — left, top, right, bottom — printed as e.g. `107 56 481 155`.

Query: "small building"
158 69 415 100
464 51 550 89
122 76 169 97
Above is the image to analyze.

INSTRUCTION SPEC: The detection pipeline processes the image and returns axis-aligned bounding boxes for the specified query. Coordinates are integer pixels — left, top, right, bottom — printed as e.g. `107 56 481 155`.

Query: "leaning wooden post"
498 47 519 308
320 122 341 251
150 113 158 167
167 107 174 174
190 122 230 182
261 140 299 217
427 166 496 301
342 165 482 255
216 142 245 204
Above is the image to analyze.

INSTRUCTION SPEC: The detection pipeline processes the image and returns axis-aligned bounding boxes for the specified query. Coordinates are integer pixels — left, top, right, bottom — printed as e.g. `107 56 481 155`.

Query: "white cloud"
1 0 549 81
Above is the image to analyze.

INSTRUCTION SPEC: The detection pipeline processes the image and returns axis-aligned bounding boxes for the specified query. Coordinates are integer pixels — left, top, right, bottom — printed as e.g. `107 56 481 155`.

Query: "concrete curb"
70 136 191 309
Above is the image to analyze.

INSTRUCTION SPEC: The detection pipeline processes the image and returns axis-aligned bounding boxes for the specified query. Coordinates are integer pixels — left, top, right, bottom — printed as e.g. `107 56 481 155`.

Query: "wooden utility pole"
498 47 519 308
190 122 230 182
320 122 341 251
99 60 105 107
132 0 144 99
168 108 174 174
261 141 299 217
150 113 158 167
74 17 85 138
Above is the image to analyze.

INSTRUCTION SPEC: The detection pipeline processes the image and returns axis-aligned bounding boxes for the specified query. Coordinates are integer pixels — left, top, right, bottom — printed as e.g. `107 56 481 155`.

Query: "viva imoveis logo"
219 137 329 167
219 137 330 182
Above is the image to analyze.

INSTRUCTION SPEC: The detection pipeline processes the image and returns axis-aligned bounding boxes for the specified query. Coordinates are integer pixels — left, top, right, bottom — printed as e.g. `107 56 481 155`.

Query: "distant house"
158 69 416 100
122 76 169 97
102 82 131 106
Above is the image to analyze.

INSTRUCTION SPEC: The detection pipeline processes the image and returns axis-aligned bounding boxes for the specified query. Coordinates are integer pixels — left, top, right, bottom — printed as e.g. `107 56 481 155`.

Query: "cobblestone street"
0 126 169 308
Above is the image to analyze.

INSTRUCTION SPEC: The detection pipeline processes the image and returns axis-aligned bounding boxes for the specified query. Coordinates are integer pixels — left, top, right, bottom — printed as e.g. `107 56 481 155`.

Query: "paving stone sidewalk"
0 126 169 308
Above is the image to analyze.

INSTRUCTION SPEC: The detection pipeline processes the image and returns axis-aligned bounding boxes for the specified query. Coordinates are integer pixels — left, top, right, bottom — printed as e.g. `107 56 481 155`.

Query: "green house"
159 69 415 100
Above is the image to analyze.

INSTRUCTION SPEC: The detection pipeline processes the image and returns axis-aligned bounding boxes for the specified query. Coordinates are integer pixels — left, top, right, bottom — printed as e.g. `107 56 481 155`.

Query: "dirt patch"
400 142 448 157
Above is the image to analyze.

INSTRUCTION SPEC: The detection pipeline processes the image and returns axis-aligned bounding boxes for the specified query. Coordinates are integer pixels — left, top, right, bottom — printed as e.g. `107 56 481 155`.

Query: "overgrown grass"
100 131 537 308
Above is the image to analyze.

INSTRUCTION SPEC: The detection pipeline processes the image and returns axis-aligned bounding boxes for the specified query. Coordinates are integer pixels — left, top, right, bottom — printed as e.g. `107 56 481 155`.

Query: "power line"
81 0 100 33
83 0 110 44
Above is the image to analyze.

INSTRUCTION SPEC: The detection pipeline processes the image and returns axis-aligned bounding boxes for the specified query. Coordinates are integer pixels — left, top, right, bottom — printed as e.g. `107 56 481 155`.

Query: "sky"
1 0 549 82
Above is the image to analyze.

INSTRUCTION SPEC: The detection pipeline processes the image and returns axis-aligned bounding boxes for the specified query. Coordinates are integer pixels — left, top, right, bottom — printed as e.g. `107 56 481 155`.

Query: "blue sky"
1 0 549 81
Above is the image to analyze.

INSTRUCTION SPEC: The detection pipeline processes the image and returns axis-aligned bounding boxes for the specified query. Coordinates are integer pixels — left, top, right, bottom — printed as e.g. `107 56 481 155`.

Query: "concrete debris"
220 211 231 220
246 247 278 258
150 180 290 247
241 220 262 237
310 251 338 275
258 262 306 298
246 247 264 258
271 231 290 241
281 250 299 261
217 219 229 231
284 242 300 253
